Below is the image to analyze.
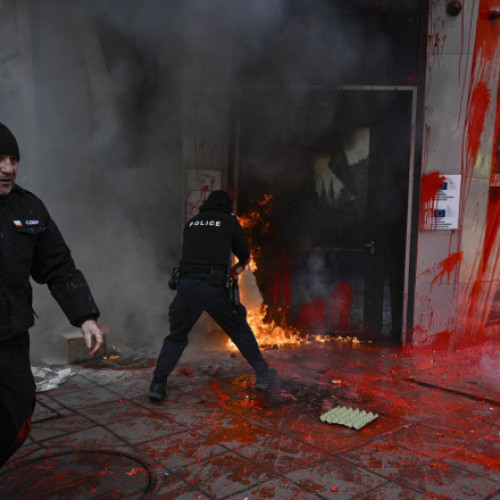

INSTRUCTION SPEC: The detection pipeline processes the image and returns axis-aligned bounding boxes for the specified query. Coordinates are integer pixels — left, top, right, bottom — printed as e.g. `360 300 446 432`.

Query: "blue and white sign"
429 174 461 230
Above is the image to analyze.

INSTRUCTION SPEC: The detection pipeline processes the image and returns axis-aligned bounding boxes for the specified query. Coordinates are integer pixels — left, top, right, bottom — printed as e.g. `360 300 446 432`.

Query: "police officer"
0 122 104 468
149 190 276 402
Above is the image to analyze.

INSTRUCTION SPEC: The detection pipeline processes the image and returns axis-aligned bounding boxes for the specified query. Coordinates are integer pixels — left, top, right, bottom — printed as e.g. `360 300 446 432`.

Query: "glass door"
236 87 414 341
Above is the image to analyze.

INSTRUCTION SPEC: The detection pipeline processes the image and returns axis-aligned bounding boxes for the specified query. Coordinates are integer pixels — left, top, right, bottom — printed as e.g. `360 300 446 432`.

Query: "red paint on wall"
466 81 491 168
454 0 500 348
421 172 447 207
420 171 447 228
416 0 500 349
328 282 353 331
298 282 353 332
298 298 327 330
431 251 463 285
459 83 500 346
420 329 453 350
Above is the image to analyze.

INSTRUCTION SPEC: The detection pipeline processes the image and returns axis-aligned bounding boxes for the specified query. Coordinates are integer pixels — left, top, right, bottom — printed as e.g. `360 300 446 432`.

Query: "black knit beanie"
0 122 20 161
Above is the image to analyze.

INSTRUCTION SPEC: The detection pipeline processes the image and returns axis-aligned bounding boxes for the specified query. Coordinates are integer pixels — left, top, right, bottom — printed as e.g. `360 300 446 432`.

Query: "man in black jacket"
0 122 103 467
149 190 276 402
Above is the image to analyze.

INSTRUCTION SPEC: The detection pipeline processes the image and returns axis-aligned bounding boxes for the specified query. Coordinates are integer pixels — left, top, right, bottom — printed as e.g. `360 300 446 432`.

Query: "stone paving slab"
175 451 275 498
397 461 500 499
1 340 499 499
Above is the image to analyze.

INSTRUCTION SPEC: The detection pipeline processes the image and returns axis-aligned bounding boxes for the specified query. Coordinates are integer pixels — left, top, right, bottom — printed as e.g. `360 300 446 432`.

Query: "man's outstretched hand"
81 320 104 356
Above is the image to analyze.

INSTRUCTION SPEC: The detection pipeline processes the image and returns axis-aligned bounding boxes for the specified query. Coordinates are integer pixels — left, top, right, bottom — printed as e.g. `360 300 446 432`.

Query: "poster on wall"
426 174 462 230
186 169 222 219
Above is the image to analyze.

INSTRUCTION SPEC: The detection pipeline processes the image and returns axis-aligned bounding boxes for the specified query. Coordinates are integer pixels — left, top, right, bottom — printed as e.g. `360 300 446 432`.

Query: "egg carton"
320 406 379 430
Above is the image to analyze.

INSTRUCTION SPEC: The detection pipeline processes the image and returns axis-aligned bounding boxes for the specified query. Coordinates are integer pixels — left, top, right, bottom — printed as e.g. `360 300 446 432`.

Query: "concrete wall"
413 0 500 348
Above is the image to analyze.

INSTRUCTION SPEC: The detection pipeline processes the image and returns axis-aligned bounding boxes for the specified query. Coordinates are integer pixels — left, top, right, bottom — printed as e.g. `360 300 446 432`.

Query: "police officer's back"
180 190 250 276
149 190 277 402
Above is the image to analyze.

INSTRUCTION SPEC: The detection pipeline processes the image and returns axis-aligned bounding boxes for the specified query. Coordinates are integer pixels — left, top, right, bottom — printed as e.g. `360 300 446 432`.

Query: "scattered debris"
320 406 379 430
125 467 143 476
31 366 75 392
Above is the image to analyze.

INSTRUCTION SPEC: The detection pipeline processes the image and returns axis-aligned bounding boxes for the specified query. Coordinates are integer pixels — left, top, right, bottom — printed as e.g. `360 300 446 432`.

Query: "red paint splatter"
455 0 500 347
297 282 352 332
209 380 231 401
420 171 447 229
298 298 327 330
328 282 353 331
417 1 500 349
466 81 491 165
420 330 453 350
431 251 463 285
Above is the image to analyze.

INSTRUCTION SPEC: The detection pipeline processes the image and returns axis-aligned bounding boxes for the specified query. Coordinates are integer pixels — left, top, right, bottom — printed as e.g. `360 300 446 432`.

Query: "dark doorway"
235 87 414 342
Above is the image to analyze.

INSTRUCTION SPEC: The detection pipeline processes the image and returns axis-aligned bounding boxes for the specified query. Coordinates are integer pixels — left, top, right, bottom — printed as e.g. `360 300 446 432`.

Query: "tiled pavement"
0 340 499 499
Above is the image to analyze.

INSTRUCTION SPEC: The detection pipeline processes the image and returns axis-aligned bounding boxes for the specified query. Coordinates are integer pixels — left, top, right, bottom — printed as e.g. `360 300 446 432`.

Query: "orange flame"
229 195 361 350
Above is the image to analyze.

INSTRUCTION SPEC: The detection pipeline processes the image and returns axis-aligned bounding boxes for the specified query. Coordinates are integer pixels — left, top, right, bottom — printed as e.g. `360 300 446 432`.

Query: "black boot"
255 368 277 390
148 381 166 403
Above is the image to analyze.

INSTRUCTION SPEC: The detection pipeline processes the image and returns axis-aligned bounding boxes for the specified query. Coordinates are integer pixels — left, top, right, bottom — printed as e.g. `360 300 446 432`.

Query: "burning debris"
102 343 121 361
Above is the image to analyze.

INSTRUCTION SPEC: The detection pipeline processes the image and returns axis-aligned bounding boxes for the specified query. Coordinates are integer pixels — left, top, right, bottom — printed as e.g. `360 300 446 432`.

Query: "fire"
242 301 361 349
238 193 273 232
228 194 361 350
245 303 303 349
102 342 121 360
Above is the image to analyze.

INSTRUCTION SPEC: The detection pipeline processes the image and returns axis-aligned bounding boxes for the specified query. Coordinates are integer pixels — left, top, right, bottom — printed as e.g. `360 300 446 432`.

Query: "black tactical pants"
153 278 268 384
0 333 36 468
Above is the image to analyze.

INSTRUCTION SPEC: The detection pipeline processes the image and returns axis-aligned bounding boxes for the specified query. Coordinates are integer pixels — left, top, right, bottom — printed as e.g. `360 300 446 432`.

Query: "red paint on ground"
209 380 231 401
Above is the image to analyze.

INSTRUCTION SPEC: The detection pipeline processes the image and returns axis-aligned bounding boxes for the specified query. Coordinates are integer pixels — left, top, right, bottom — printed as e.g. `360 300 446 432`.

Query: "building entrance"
235 87 416 342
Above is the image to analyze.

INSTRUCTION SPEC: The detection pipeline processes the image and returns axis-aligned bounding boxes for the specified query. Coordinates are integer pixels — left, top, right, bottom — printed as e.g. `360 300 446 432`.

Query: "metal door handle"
364 241 376 255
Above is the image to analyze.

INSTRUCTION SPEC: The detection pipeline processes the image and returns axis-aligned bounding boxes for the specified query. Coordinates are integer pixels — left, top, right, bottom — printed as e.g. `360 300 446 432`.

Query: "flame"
102 343 121 360
228 194 361 350
245 303 302 349
227 281 362 350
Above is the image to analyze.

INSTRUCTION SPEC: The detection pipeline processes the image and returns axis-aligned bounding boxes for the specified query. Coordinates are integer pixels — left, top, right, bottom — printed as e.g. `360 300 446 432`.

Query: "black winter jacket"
179 196 250 272
0 185 100 341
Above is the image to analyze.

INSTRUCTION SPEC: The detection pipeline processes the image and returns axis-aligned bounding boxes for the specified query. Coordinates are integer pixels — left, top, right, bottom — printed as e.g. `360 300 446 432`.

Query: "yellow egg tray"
320 406 379 430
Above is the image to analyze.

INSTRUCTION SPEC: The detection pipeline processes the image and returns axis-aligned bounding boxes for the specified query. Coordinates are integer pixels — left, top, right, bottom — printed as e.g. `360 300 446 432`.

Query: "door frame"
231 84 418 344
337 84 418 345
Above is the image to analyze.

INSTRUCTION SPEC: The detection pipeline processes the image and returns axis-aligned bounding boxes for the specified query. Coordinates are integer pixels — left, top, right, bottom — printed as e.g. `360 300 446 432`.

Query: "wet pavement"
0 339 499 499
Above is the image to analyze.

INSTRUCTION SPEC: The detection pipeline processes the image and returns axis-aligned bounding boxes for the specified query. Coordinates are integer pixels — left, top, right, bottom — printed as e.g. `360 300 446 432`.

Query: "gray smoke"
0 0 399 359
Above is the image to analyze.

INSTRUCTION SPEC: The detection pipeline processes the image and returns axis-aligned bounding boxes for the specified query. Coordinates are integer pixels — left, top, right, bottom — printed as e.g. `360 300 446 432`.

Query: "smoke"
0 0 406 359
0 0 291 359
